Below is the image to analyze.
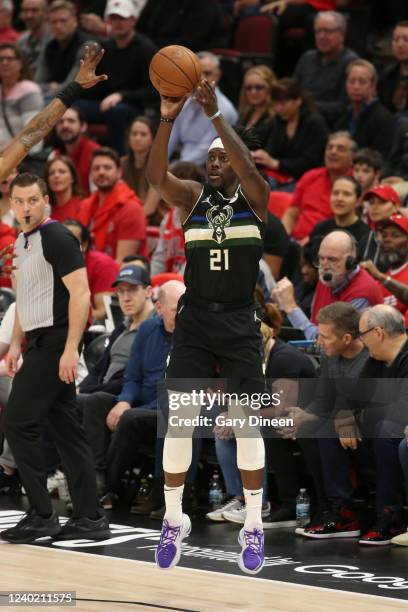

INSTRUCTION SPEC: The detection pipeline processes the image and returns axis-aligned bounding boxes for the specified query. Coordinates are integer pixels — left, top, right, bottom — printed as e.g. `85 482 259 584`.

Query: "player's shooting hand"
59 347 79 384
106 401 130 431
74 42 107 89
160 95 188 120
194 79 218 118
7 341 21 378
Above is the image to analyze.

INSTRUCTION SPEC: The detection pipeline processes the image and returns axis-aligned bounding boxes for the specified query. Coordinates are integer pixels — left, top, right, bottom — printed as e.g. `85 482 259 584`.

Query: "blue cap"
112 265 151 287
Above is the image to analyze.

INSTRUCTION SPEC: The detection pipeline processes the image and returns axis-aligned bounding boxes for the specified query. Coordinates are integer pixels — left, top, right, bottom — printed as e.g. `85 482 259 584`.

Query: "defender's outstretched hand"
74 42 108 89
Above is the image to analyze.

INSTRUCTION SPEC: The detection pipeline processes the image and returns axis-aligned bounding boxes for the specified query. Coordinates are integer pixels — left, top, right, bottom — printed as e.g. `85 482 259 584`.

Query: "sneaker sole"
1 527 62 544
56 529 111 541
206 514 226 522
358 539 391 546
263 519 297 529
155 515 191 570
303 530 360 539
237 530 264 575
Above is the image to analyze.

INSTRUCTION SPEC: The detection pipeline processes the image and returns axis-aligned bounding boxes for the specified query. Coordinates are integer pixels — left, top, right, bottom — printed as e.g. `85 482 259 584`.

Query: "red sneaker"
302 504 360 539
359 508 406 546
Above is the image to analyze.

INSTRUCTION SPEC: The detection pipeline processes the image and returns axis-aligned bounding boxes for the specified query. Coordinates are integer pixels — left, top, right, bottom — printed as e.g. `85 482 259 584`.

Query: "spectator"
290 302 369 539
150 162 206 276
294 236 321 318
77 147 148 263
80 279 184 502
378 21 408 116
76 0 157 155
381 116 408 184
310 176 369 243
282 131 355 241
334 59 396 158
79 1 148 37
251 78 328 190
17 0 51 74
0 1 18 44
354 305 407 545
238 64 277 149
45 156 83 222
168 52 238 165
36 0 89 100
53 106 100 195
0 43 44 154
64 219 120 323
137 0 226 51
361 215 408 324
353 147 382 194
272 230 384 340
358 184 401 271
121 116 161 223
294 11 358 128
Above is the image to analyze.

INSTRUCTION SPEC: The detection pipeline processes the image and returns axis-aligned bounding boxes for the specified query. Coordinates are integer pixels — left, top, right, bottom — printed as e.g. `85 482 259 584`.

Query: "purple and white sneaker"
155 514 191 570
238 526 265 574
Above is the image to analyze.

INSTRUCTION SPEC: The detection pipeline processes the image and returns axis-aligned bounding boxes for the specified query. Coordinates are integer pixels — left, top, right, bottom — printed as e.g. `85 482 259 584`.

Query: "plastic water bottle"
209 471 223 510
296 488 310 527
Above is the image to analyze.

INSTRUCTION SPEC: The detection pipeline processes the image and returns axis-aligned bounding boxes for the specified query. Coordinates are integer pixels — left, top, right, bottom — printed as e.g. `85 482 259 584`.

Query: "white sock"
164 484 184 525
243 487 263 531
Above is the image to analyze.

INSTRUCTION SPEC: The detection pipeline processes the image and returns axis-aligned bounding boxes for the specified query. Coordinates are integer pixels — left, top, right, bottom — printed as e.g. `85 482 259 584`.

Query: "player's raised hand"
194 79 218 118
160 95 188 120
74 42 108 89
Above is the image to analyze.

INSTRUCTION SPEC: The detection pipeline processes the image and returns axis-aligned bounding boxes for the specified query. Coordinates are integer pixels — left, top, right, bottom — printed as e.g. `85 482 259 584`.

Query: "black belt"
183 292 254 312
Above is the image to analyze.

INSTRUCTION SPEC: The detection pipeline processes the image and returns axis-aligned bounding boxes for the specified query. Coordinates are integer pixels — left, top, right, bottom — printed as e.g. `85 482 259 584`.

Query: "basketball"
149 45 202 98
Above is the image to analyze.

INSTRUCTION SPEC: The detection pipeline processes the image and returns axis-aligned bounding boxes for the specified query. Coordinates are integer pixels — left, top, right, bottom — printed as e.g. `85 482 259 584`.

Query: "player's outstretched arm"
194 79 269 220
146 95 202 216
0 42 107 181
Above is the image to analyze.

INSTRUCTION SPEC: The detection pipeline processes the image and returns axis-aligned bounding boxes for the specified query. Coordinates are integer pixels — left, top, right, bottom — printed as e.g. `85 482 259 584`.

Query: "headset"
320 230 358 283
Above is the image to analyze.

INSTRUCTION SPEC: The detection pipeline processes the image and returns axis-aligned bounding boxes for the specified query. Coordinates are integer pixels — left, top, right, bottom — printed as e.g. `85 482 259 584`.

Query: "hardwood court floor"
1 545 407 612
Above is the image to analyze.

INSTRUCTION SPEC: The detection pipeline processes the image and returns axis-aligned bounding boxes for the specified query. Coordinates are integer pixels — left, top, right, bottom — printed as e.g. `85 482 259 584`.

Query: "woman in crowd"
294 236 321 319
121 116 161 225
0 43 43 153
45 156 83 223
251 78 328 191
238 64 277 148
310 176 369 243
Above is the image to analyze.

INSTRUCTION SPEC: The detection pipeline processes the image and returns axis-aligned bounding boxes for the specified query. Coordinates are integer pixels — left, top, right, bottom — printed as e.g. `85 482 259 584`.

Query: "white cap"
208 137 225 152
105 0 146 19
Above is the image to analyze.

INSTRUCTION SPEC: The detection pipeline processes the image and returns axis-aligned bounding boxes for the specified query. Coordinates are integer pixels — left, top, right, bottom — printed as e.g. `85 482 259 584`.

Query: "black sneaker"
57 513 111 541
295 507 330 535
0 466 21 494
1 509 61 544
302 504 360 539
359 508 406 546
263 504 297 529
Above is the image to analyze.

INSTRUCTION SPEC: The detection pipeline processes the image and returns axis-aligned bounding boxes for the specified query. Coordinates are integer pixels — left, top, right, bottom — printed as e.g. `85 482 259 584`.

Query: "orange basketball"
149 45 202 98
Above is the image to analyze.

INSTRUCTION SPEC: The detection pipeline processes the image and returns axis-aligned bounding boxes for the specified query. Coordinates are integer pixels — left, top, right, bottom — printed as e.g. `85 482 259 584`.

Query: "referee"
1 173 109 544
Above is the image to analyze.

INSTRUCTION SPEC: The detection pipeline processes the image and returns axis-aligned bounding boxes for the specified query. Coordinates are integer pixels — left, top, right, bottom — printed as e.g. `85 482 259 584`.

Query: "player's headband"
208 137 225 152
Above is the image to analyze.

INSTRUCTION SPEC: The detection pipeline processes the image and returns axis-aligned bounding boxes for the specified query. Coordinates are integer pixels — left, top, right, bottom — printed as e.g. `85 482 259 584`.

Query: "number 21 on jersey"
210 249 229 271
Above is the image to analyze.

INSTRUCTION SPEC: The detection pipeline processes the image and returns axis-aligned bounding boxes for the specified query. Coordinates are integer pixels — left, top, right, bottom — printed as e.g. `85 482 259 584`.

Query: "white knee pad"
163 390 201 474
236 435 265 471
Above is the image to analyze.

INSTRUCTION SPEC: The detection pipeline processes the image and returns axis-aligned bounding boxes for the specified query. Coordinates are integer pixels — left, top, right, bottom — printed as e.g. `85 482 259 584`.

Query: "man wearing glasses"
272 229 383 340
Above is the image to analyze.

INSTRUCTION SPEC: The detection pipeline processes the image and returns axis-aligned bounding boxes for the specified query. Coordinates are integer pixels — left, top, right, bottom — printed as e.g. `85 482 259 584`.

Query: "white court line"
23 544 408 606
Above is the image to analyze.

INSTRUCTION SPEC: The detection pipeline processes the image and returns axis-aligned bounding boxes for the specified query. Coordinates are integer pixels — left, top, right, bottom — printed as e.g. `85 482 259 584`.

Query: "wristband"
160 116 175 123
209 109 222 121
56 81 84 108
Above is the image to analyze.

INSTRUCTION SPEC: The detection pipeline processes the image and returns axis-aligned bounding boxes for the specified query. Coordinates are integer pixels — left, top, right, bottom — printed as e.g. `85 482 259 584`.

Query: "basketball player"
146 79 269 574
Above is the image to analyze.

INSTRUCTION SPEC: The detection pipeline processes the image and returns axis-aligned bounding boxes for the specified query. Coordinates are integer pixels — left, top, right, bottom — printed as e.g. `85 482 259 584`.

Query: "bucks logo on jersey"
206 204 233 244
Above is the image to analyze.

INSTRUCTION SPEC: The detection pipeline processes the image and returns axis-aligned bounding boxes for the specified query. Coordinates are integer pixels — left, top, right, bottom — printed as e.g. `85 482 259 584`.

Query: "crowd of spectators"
1 0 408 548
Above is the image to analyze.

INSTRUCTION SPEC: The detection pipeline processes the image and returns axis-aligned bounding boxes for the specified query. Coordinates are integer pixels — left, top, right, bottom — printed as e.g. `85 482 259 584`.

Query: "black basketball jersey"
183 183 264 303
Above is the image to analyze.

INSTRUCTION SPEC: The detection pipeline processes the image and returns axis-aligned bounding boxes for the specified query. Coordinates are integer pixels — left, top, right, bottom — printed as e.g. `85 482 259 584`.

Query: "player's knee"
236 436 265 471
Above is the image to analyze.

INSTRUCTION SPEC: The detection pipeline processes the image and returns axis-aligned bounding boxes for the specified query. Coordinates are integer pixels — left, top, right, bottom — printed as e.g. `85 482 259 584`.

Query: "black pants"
3 327 100 517
77 391 117 470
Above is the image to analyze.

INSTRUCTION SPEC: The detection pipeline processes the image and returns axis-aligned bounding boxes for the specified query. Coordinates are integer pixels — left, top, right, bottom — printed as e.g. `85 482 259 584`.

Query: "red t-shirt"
50 195 82 223
104 200 147 260
56 136 100 195
307 0 335 10
0 223 16 288
290 167 333 240
86 249 119 305
381 262 408 317
311 268 384 323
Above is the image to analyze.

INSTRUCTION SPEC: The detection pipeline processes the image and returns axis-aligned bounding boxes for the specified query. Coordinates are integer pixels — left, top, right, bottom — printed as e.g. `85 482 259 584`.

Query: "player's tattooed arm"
0 42 107 180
